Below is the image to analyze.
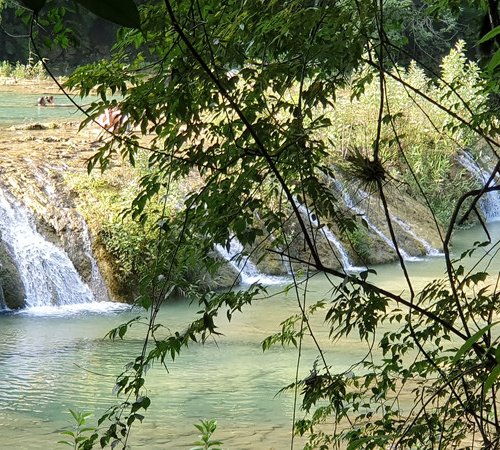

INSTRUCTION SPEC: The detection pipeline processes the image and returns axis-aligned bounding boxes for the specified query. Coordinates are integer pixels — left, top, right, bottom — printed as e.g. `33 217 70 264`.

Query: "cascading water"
457 151 500 222
0 285 7 310
331 179 415 259
0 189 96 308
354 186 441 257
331 178 446 260
215 239 288 285
294 200 358 270
32 166 110 301
389 214 441 256
81 220 110 301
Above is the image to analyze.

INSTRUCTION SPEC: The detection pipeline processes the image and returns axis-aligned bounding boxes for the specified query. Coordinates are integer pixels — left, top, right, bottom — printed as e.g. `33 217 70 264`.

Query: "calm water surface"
0 91 87 126
0 222 498 449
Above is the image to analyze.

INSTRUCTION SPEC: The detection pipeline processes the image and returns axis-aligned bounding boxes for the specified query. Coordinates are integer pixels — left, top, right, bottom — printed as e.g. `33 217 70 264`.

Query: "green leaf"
478 25 500 44
75 0 141 29
118 324 127 339
347 436 391 450
485 364 500 392
19 0 46 13
452 322 498 364
487 49 500 74
69 408 79 422
59 431 76 437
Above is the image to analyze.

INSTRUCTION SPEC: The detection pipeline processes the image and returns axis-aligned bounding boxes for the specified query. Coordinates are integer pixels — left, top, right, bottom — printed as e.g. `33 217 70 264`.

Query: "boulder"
0 240 25 309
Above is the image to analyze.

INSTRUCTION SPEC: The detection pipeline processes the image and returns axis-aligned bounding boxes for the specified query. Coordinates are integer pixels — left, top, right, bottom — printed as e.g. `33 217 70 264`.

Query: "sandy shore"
0 76 66 93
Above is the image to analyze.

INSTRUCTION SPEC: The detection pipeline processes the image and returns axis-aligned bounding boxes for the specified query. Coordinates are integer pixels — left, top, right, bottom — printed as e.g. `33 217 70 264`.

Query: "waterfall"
294 201 358 270
0 189 96 308
389 215 441 256
331 179 434 260
81 220 110 301
457 151 500 222
332 180 410 258
31 166 110 300
355 187 440 257
0 284 7 311
215 238 288 285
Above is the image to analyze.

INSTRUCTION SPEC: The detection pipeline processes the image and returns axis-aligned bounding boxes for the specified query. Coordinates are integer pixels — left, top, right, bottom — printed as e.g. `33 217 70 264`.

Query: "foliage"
190 419 223 450
383 0 474 69
20 0 140 28
290 243 500 449
65 164 218 299
58 409 97 450
0 59 47 78
14 0 500 449
327 42 486 224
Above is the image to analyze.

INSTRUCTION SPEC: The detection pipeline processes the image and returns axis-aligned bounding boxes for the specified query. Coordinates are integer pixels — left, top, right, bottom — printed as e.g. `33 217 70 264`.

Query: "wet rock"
0 240 25 309
207 252 242 289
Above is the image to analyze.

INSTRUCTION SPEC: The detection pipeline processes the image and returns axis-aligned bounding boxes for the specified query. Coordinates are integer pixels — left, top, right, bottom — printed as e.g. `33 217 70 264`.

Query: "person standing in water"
37 95 55 106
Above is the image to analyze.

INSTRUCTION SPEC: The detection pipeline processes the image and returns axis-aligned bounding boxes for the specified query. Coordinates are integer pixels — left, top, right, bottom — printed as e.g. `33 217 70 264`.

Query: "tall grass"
0 60 47 79
325 41 487 224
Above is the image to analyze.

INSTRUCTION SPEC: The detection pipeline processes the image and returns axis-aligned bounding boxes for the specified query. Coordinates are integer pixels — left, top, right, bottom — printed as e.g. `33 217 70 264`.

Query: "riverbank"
0 75 63 92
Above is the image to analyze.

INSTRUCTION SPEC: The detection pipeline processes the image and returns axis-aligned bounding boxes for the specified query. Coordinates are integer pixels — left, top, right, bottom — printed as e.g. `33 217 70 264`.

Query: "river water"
0 222 498 449
0 90 85 126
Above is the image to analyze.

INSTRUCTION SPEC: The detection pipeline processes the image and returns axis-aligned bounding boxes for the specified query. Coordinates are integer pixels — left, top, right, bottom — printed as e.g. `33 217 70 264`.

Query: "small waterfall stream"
0 189 96 308
81 221 110 301
389 214 441 256
0 285 7 310
354 187 441 257
215 239 288 285
294 199 358 270
332 179 442 259
332 179 413 259
457 151 500 221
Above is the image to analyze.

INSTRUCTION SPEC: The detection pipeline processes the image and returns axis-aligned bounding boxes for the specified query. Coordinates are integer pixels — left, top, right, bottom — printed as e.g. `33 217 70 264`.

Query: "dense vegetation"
7 0 500 448
65 43 486 298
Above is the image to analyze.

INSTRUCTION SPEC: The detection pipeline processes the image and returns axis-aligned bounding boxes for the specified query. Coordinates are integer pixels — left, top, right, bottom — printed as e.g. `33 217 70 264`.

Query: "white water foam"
16 301 132 317
332 179 427 261
294 200 360 270
389 215 442 256
354 187 441 258
81 220 110 301
0 287 8 311
215 239 289 285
